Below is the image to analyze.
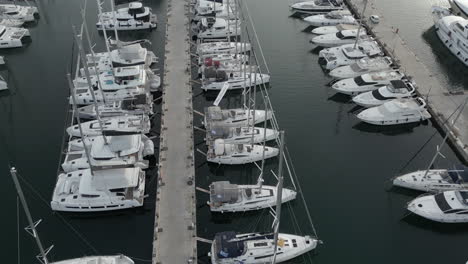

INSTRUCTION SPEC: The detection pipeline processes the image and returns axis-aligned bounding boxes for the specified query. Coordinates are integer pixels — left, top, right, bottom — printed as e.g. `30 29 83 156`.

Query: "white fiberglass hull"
207 145 279 165
393 170 468 192
209 185 296 212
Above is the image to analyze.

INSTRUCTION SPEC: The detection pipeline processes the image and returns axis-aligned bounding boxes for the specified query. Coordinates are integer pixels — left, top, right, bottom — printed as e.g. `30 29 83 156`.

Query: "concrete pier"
152 0 197 262
346 0 468 164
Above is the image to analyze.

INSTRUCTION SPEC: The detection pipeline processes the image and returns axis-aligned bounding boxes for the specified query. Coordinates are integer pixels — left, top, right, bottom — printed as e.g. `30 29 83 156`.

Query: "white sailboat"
10 167 136 264
197 17 241 39
209 132 318 263
207 139 279 165
77 94 153 119
66 115 151 137
201 67 270 91
207 126 279 144
204 106 272 127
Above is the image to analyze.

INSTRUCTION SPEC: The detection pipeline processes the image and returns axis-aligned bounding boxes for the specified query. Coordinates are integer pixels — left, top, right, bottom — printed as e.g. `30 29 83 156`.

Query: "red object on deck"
205 58 213 66
213 60 220 68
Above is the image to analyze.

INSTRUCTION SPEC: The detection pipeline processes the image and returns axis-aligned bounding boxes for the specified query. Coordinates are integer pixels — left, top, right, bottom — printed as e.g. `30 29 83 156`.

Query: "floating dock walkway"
345 0 468 164
152 0 197 262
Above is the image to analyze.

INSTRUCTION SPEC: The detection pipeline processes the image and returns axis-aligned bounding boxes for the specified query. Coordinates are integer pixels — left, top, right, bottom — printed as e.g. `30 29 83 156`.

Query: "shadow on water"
403 213 468 234
422 27 468 90
309 46 323 54
327 92 353 104
352 121 424 136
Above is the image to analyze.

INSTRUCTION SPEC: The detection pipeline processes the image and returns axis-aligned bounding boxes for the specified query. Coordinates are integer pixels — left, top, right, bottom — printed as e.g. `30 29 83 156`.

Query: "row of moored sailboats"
192 0 321 262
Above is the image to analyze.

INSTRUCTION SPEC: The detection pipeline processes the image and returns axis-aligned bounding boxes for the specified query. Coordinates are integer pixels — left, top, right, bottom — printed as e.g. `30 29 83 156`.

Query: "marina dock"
345 0 468 164
152 0 197 262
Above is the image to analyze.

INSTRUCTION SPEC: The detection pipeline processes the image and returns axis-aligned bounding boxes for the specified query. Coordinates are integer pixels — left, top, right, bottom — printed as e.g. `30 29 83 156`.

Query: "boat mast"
423 97 468 178
353 0 367 49
97 0 115 72
10 167 51 264
67 74 96 176
257 95 269 190
72 26 109 145
110 0 120 44
272 131 285 264
82 10 108 104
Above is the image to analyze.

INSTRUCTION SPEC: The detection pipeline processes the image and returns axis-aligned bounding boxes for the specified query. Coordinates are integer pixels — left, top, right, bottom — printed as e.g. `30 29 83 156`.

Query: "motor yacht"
311 23 358 34
352 79 416 107
204 106 272 127
303 10 356 27
290 0 344 14
66 115 151 137
331 70 405 95
394 166 468 192
432 9 468 66
310 28 368 47
77 94 153 119
357 97 431 125
318 40 383 70
201 67 270 91
197 41 251 55
0 25 30 48
208 181 296 213
407 190 468 223
61 134 152 172
51 167 146 212
0 4 37 22
210 232 317 263
329 56 393 79
206 126 279 144
96 2 157 31
207 139 279 165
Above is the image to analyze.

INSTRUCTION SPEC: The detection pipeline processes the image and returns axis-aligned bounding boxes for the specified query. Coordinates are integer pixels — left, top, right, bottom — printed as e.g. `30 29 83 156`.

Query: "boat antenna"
10 167 53 264
272 131 285 264
81 6 108 104
423 97 468 178
353 0 368 49
72 26 109 146
67 73 96 176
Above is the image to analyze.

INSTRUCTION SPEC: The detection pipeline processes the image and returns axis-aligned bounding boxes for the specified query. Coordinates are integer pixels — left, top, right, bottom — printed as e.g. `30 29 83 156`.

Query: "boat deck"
152 0 197 262
345 0 468 164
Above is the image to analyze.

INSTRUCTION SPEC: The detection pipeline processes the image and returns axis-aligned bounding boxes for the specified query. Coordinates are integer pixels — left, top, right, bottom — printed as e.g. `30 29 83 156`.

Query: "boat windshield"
455 191 468 205
350 63 365 72
336 31 344 39
354 76 376 86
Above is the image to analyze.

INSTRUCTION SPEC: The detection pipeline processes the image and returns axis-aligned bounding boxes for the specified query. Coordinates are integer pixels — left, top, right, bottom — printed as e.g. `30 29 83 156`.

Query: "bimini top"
210 181 239 203
214 232 245 259
447 166 468 183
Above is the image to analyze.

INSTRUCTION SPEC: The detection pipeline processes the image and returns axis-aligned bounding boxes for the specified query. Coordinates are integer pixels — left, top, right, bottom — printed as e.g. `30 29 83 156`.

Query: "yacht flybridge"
407 190 468 223
210 232 318 263
197 17 241 40
290 0 344 14
207 139 279 165
311 29 367 47
0 25 30 48
201 67 270 91
311 23 358 35
318 40 384 70
352 79 416 107
0 4 38 22
394 166 468 192
329 56 393 79
51 167 146 212
96 2 157 31
204 106 272 127
66 115 151 137
61 134 153 172
432 8 468 66
303 10 356 27
331 70 405 95
209 181 296 212
357 97 431 125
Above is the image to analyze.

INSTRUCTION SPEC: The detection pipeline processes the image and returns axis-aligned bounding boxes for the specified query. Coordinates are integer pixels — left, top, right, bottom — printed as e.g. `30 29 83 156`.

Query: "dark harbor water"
1 0 467 264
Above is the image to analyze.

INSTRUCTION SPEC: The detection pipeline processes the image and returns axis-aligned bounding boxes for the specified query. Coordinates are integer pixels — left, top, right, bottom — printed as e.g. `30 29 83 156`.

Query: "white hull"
393 169 468 192
434 20 468 66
